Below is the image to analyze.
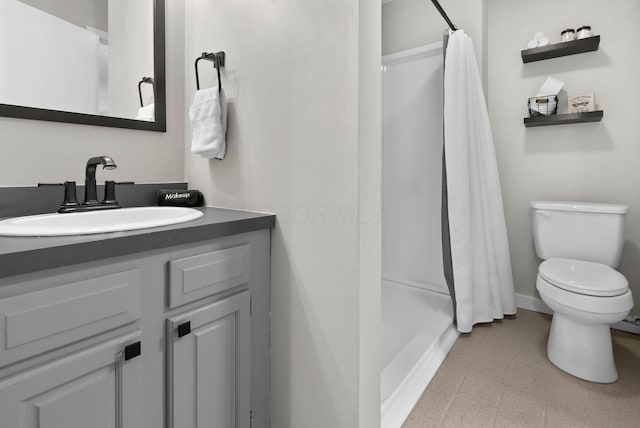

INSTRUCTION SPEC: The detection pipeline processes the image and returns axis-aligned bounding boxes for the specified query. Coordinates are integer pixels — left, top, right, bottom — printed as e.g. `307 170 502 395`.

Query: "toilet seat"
539 258 628 297
536 275 633 316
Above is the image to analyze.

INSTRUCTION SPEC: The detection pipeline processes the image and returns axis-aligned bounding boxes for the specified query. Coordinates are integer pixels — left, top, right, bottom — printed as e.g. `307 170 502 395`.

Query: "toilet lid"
539 258 629 297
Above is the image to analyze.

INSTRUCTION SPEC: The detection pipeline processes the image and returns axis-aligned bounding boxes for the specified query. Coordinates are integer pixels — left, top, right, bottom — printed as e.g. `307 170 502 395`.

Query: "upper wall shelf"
521 36 600 63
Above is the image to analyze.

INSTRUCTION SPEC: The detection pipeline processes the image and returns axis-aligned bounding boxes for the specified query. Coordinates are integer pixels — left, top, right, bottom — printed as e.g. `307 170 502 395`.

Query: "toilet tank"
530 201 628 267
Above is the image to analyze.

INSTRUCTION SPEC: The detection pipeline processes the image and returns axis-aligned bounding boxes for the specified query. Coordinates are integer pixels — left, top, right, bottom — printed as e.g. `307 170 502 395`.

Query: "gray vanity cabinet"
167 291 251 428
0 227 271 428
0 331 143 428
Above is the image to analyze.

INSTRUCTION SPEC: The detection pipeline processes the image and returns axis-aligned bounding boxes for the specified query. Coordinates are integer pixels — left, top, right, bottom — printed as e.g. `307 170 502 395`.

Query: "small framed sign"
568 93 595 113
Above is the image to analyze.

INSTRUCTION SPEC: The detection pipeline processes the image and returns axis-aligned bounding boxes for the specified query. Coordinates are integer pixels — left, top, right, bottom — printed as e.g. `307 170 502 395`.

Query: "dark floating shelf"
524 110 603 127
521 35 600 63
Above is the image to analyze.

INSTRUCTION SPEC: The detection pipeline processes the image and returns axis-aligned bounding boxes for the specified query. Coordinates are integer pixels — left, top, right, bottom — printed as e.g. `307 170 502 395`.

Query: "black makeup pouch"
157 189 203 207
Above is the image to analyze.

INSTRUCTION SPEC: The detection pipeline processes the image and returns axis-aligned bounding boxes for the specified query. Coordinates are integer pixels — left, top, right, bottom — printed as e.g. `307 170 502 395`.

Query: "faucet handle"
57 181 80 213
101 181 133 207
38 182 81 213
102 181 120 206
62 181 79 206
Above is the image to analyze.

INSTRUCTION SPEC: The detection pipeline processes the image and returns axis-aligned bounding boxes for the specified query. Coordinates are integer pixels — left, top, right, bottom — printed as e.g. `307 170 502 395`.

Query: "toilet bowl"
536 258 633 383
530 201 633 384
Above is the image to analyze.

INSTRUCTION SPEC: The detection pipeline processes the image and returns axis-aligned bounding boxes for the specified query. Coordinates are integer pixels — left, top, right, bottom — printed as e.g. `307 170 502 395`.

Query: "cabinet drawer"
168 244 251 308
0 269 141 367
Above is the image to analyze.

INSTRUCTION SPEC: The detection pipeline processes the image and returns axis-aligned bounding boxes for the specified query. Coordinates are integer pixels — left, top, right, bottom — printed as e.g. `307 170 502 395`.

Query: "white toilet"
530 201 634 383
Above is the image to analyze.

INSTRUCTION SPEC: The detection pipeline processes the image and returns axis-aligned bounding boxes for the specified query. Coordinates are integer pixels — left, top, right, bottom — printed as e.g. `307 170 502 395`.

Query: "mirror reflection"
0 0 155 122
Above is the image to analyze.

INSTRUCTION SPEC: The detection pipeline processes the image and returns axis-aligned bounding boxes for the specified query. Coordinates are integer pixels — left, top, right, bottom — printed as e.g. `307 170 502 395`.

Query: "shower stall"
380 2 516 425
381 41 459 428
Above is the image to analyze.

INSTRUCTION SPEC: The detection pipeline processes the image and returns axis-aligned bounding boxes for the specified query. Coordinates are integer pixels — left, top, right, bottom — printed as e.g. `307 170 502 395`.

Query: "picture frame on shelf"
568 93 595 113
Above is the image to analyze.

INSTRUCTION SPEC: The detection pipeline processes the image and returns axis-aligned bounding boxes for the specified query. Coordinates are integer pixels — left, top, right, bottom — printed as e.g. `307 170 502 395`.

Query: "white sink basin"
0 207 204 237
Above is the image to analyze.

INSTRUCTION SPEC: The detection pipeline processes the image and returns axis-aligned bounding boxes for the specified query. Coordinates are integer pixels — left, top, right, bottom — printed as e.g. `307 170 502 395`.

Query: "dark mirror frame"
0 0 166 132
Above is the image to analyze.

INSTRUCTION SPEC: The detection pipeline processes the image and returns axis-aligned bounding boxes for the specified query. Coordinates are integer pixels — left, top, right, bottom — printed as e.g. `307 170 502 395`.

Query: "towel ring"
195 51 225 93
138 77 155 107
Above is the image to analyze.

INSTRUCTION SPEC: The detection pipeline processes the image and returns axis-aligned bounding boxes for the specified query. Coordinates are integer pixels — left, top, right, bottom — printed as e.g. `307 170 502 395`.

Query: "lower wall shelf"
524 110 604 127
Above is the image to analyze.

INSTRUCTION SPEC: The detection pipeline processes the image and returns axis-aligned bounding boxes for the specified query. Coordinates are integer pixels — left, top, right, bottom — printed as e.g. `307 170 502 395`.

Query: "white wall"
184 0 381 427
358 3 382 426
0 0 185 187
487 0 640 314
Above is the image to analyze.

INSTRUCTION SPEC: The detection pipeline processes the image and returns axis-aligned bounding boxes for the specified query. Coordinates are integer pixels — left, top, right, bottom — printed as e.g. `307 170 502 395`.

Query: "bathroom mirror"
0 0 166 131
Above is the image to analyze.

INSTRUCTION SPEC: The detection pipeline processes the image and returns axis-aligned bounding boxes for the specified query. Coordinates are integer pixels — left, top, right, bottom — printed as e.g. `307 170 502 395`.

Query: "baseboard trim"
515 293 552 315
612 319 640 335
515 293 639 335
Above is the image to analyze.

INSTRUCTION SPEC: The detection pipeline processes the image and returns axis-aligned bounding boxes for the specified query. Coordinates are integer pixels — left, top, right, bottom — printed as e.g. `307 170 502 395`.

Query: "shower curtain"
442 30 516 333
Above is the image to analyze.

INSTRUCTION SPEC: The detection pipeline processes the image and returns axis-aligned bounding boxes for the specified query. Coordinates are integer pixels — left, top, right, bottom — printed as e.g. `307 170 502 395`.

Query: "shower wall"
382 43 447 295
382 0 487 89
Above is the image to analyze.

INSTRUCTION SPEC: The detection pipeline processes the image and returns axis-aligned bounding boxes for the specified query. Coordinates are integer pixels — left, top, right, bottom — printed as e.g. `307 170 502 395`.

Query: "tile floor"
402 309 640 427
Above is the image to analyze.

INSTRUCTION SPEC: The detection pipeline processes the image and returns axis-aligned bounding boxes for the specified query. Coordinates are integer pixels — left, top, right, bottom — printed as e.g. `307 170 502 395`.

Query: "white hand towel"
190 87 227 160
136 103 155 121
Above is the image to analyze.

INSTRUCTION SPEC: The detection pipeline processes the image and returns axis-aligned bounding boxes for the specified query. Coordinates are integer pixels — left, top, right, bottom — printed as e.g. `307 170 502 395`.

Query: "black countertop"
0 207 275 279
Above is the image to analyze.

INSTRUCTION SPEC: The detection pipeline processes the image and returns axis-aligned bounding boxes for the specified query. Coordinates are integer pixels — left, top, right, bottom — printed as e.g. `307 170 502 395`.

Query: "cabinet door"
0 332 143 428
167 291 250 428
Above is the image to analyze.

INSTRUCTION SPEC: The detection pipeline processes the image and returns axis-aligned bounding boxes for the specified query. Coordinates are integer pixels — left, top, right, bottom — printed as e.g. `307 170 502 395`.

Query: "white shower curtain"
443 30 516 333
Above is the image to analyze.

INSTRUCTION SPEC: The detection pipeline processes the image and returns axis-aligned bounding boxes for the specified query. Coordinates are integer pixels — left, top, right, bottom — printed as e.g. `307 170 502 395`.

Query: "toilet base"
547 312 618 383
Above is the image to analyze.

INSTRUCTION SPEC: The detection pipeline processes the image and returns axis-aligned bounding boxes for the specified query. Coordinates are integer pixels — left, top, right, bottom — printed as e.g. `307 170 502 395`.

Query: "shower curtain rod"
430 0 457 31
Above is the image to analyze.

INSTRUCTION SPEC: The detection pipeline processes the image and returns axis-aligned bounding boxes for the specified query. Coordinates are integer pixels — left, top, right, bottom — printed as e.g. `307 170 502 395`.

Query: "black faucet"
40 156 131 213
83 156 117 206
